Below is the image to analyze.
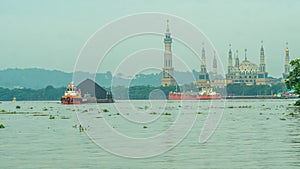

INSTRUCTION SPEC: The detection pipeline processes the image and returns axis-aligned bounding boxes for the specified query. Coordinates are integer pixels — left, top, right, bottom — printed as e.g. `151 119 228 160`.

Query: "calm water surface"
0 99 300 169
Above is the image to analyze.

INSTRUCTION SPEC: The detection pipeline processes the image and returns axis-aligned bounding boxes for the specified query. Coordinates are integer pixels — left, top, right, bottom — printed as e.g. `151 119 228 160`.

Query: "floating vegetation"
197 112 204 114
43 108 48 111
178 105 182 108
49 115 55 119
29 107 33 109
60 116 70 119
287 112 297 117
79 124 85 132
266 117 270 120
72 124 77 128
238 105 252 108
0 111 16 114
103 109 109 112
108 114 112 116
149 112 158 115
16 105 21 109
0 124 5 129
32 113 48 116
116 113 120 115
0 111 49 115
163 112 172 115
280 118 286 121
143 125 148 128
263 107 271 110
81 110 88 113
259 112 263 115
227 105 252 109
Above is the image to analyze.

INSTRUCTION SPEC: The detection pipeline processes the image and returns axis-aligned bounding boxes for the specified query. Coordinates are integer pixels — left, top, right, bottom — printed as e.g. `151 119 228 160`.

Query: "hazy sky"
0 0 299 77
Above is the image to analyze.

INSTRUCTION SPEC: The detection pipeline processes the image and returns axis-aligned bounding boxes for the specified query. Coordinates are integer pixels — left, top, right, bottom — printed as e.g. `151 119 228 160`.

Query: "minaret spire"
213 50 217 80
201 42 206 66
166 19 170 34
228 44 232 67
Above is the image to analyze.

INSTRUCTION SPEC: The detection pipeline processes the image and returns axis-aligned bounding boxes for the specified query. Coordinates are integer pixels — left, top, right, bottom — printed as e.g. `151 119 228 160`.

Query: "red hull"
168 93 197 100
196 95 222 100
168 93 221 100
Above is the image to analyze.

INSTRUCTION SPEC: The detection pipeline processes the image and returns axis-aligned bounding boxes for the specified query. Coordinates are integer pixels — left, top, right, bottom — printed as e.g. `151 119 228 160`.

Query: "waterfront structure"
161 20 176 86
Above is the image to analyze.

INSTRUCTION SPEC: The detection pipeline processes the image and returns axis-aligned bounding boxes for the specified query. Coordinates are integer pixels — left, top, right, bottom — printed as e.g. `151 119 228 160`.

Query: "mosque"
225 41 268 86
161 20 291 88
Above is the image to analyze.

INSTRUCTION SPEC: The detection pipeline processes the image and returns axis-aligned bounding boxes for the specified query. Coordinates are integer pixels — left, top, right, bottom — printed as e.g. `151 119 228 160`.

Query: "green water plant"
79 124 85 132
103 109 109 112
143 125 148 128
49 115 55 119
16 105 21 109
149 112 158 115
0 124 5 129
61 116 70 119
163 112 171 115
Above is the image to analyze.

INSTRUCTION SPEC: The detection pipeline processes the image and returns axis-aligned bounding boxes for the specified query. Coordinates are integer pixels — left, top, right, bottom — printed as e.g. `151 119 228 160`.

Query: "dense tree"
285 58 300 105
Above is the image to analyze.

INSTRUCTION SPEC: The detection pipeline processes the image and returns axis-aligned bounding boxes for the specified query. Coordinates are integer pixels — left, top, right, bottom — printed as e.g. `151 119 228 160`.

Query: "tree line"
0 83 289 101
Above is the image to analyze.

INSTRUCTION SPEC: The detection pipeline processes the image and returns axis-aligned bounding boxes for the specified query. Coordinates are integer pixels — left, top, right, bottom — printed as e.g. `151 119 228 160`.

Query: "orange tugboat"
61 82 82 104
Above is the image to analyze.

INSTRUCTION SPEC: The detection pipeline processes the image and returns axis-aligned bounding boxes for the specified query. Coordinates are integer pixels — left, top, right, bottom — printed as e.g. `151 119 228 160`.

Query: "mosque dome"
239 60 258 74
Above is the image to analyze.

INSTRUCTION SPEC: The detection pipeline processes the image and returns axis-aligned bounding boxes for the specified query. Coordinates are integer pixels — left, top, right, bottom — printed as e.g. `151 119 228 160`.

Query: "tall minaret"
213 51 217 80
161 20 176 86
234 50 240 68
227 44 233 74
284 42 290 74
283 42 290 80
259 40 266 72
200 43 206 73
257 40 268 85
197 43 210 88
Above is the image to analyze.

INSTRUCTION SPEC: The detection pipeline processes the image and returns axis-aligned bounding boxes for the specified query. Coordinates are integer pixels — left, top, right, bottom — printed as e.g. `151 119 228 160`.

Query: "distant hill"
0 68 202 89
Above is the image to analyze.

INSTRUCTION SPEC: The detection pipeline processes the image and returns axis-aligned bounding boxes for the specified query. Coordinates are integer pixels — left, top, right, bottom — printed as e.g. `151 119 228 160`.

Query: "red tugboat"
168 87 221 100
61 82 82 104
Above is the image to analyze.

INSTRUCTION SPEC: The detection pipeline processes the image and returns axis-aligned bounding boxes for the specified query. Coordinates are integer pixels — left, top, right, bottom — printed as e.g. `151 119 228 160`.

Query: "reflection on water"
0 99 300 168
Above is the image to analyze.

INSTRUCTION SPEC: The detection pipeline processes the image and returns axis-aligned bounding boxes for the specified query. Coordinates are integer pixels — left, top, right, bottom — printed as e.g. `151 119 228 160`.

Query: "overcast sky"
0 0 299 78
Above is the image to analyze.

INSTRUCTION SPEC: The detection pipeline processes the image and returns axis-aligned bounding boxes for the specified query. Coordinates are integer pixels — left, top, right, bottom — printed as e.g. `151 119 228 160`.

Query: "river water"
0 99 300 169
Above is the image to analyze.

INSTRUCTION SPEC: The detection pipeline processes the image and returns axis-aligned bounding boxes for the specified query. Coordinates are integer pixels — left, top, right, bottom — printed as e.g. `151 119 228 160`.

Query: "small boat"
196 87 222 100
168 87 221 100
61 82 82 104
